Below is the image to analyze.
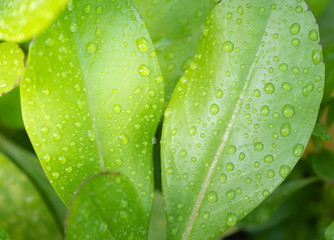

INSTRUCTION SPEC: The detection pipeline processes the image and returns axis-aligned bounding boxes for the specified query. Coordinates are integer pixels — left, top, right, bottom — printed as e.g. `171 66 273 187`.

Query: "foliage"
0 0 333 239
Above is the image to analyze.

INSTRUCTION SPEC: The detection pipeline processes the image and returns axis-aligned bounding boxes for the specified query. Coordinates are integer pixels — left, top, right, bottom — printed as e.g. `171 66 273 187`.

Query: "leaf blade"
161 1 324 239
21 0 164 215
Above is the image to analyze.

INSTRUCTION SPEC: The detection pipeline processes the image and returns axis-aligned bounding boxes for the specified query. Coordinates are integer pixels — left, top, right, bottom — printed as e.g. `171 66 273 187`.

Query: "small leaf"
240 178 316 231
148 191 166 240
305 0 330 18
323 44 334 104
312 123 332 141
310 150 334 180
161 0 324 239
0 152 62 240
65 172 147 240
0 42 24 96
0 227 10 240
326 221 334 240
20 0 164 217
0 0 70 42
133 0 218 100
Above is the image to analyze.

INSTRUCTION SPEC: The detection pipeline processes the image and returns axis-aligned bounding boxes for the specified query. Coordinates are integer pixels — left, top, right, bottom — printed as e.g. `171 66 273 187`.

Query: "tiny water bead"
207 191 218 203
210 104 220 115
136 37 149 53
290 23 301 35
138 64 150 76
86 42 97 53
223 41 234 52
282 104 295 118
309 29 318 41
280 123 291 137
264 83 275 94
279 165 291 178
293 144 304 157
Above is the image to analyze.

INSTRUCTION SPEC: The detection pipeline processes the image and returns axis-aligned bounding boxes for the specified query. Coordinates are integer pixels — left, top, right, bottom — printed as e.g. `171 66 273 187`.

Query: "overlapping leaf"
21 0 164 216
161 0 324 239
0 153 62 240
326 221 334 240
133 0 218 100
0 42 24 96
0 0 70 42
65 172 147 240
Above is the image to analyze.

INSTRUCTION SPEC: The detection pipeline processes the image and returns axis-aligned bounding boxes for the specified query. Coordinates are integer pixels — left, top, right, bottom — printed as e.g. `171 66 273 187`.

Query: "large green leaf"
65 172 147 240
0 152 62 240
161 0 324 239
133 0 218 100
305 0 329 18
0 0 70 42
326 221 334 240
0 42 24 96
20 0 164 215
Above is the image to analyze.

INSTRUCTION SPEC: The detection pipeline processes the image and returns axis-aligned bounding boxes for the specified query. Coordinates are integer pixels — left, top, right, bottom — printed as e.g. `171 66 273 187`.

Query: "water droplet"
226 162 234 171
118 134 128 145
226 190 236 200
226 213 238 226
53 132 61 141
155 75 163 83
59 156 67 165
293 144 304 157
282 82 292 91
87 130 96 141
239 152 245 160
280 123 291 137
164 108 172 119
291 38 300 46
208 191 218 203
290 23 301 35
95 27 102 37
264 154 273 163
228 145 236 154
216 89 223 98
279 165 291 178
52 172 60 179
223 41 234 52
138 64 150 76
43 154 51 163
220 173 227 183
86 42 96 53
84 4 92 13
261 106 269 116
302 82 314 97
312 50 322 65
113 104 121 113
267 169 275 178
69 22 78 32
136 37 149 53
41 126 49 134
262 189 270 197
282 105 295 118
189 126 197 136
254 142 264 151
210 104 220 115
309 29 318 41
278 63 288 71
264 83 275 94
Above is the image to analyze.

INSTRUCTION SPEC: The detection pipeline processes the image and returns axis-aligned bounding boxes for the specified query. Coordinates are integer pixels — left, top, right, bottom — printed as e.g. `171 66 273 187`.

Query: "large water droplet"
223 41 234 52
293 144 304 157
280 123 291 137
138 64 150 76
282 105 295 118
226 213 238 226
136 37 149 53
207 191 218 203
290 23 301 35
279 165 291 178
210 104 220 115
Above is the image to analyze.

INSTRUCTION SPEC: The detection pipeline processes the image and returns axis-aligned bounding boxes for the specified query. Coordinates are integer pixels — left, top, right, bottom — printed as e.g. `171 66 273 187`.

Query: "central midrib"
70 10 106 171
183 7 274 239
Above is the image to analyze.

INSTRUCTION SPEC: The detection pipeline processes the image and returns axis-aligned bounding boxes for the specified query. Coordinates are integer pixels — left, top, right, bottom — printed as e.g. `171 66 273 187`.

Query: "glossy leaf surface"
133 0 217 100
21 0 164 211
326 221 334 240
162 0 324 239
0 0 69 42
0 153 62 240
65 172 147 240
0 42 24 96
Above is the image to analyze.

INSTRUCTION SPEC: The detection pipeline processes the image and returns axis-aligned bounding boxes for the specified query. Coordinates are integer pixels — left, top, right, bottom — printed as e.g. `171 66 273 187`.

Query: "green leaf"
0 227 10 240
0 87 24 129
312 123 332 141
240 178 317 231
65 172 147 240
318 0 334 48
305 0 330 18
148 191 166 240
325 221 334 240
133 0 218 100
0 0 70 42
311 150 334 180
323 44 334 104
20 0 164 214
0 42 24 96
0 133 66 231
0 152 62 240
161 1 324 239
